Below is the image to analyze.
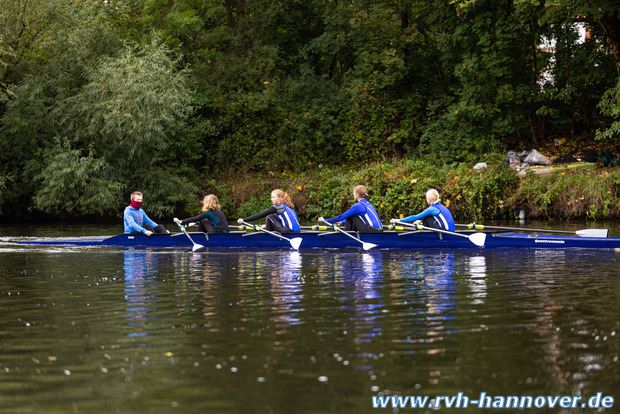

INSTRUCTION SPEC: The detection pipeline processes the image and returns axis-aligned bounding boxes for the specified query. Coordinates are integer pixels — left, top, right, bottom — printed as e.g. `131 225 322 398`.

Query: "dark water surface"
0 223 619 413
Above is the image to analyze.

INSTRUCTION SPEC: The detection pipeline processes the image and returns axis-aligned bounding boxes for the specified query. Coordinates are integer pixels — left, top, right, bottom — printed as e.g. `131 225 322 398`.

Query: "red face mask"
130 200 143 210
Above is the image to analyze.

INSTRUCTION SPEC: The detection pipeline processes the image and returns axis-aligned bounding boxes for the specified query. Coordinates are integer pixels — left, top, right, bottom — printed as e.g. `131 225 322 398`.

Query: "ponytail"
273 189 294 208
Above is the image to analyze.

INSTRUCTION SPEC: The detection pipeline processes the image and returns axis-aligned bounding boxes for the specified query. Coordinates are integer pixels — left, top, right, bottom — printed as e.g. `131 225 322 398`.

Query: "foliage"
510 169 620 219
221 156 620 222
420 0 540 161
444 159 521 220
2 0 620 220
51 38 197 216
33 142 123 215
596 78 620 144
237 194 272 220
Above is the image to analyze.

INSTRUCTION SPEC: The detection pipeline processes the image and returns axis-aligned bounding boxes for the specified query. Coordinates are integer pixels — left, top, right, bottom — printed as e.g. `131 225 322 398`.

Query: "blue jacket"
325 198 383 229
276 203 301 232
245 203 301 232
123 206 159 234
401 202 455 231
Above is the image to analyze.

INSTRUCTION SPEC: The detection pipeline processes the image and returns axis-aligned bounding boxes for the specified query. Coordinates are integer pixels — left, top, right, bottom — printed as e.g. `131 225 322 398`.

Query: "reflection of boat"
16 230 620 250
124 251 159 338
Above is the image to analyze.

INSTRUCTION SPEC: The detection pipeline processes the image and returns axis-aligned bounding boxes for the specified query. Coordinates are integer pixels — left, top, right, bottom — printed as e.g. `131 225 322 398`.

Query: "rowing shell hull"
17 231 620 250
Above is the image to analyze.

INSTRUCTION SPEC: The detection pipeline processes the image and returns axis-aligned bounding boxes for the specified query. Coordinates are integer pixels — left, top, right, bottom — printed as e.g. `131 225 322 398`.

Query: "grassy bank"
201 155 620 223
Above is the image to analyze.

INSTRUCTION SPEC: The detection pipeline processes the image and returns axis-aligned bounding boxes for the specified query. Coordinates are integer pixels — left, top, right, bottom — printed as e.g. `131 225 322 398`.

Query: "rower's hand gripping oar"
319 219 378 251
239 221 302 250
458 223 608 238
394 221 486 247
174 218 205 251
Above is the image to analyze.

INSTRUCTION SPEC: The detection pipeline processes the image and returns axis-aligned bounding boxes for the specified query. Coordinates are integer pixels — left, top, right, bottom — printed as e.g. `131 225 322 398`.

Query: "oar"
319 219 378 250
384 224 409 231
173 219 205 251
239 221 302 250
457 223 608 238
395 221 486 247
301 225 332 231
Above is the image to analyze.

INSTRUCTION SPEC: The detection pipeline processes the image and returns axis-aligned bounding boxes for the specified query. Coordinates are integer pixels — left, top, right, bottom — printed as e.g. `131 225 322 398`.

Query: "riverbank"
210 155 620 222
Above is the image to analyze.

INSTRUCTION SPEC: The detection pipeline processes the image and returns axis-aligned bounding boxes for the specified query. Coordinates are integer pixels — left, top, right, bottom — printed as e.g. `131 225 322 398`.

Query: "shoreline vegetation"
3 154 619 225
208 154 620 224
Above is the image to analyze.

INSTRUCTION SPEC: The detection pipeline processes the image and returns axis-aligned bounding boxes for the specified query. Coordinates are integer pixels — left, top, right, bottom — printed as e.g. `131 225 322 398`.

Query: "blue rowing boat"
16 230 620 250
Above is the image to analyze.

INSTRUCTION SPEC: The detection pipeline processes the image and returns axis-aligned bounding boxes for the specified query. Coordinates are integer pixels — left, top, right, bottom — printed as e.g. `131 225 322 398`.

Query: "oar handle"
239 221 262 232
384 224 406 231
238 223 260 231
466 223 485 230
394 220 424 230
318 219 339 230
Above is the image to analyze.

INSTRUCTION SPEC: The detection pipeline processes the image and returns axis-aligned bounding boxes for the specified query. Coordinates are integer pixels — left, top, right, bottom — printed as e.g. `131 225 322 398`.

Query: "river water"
0 223 619 413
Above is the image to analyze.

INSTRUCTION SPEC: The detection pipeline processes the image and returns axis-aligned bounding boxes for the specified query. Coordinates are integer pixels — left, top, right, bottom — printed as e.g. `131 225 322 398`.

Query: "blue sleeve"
142 212 158 229
401 205 440 223
325 202 366 224
124 207 145 234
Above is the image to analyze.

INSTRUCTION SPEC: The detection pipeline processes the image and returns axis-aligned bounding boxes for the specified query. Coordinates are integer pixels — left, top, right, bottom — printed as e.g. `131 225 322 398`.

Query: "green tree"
1 1 198 217
418 0 543 160
36 38 197 216
452 0 620 147
0 0 119 217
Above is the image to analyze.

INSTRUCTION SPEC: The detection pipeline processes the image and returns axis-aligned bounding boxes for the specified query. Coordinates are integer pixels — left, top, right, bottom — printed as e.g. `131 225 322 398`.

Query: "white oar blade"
192 244 205 252
469 232 486 247
576 229 608 238
362 242 378 251
290 237 303 250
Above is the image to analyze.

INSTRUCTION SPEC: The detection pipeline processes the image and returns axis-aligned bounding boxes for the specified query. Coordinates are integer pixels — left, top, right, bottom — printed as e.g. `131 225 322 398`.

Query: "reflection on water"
124 251 159 337
0 244 618 413
468 255 487 305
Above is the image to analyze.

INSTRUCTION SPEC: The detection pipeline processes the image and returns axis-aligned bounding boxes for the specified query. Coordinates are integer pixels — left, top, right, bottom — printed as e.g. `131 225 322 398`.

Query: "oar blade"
468 232 486 247
576 228 608 238
290 237 303 250
362 242 378 251
192 243 205 252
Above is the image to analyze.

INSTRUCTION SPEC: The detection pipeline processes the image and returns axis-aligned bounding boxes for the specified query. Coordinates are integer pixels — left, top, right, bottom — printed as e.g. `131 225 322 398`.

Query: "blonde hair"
353 185 369 199
130 191 143 200
426 188 440 204
272 189 294 208
202 194 221 211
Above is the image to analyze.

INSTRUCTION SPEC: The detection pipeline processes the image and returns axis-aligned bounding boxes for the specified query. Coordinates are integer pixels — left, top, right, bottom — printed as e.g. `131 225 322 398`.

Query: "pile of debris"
504 149 551 170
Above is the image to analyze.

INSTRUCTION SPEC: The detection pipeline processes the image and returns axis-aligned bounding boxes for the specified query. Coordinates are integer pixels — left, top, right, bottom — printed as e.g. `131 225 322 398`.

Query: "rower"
318 185 383 233
123 191 169 236
237 189 300 233
174 194 229 233
390 188 455 232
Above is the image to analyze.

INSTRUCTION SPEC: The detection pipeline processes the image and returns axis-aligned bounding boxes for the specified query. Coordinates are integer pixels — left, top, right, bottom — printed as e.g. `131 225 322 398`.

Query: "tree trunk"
598 11 620 77
224 0 236 32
